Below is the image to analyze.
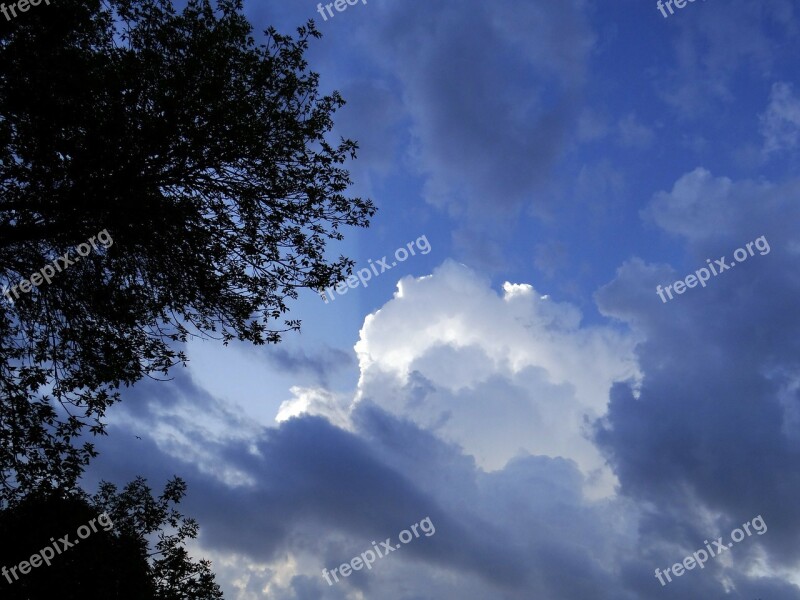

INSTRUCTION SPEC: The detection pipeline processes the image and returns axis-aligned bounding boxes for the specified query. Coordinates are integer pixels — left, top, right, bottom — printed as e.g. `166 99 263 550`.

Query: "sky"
81 0 800 598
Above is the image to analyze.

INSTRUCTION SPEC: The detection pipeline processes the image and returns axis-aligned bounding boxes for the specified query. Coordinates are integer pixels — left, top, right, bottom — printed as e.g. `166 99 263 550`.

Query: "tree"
0 476 223 599
0 0 374 502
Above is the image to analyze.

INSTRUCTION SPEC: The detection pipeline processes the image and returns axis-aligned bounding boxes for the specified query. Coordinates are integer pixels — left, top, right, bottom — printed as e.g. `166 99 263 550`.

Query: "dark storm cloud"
593 173 800 597
88 392 529 590
204 408 532 588
86 380 646 599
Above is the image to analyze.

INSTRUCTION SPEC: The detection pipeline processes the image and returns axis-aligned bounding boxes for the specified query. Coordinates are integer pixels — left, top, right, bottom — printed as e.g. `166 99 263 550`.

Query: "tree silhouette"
0 0 374 502
0 477 223 599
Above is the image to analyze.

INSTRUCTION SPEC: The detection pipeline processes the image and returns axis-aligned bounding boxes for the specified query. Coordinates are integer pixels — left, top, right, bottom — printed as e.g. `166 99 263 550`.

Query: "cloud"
360 0 594 224
760 82 800 156
352 260 640 497
83 257 648 598
23 0 800 597
641 167 800 243
594 167 800 593
617 114 655 149
655 0 797 117
90 396 643 599
275 386 352 429
85 237 800 597
261 345 355 387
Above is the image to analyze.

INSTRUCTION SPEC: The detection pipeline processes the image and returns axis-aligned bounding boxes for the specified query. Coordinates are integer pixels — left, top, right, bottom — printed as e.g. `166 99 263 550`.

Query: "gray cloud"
593 171 800 596
86 379 643 598
655 0 797 117
359 0 593 225
260 344 355 386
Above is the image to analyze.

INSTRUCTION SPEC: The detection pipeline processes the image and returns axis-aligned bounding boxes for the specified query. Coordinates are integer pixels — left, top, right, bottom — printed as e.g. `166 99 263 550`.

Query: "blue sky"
82 0 800 598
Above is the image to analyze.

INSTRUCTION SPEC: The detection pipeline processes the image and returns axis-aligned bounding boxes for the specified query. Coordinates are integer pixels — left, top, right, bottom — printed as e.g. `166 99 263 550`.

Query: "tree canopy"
0 0 373 502
0 476 223 599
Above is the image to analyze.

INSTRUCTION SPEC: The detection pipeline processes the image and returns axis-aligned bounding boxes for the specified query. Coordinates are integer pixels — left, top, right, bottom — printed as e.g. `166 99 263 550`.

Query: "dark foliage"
0 476 222 599
0 0 373 502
